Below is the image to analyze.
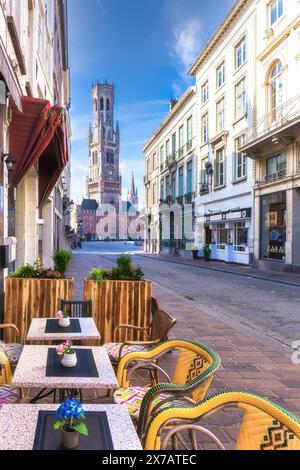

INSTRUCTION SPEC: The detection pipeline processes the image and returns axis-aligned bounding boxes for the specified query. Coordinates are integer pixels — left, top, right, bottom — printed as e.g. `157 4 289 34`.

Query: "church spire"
127 172 139 207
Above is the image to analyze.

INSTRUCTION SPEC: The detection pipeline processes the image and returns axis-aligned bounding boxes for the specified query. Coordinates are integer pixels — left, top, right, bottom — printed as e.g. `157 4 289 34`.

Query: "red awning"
10 96 68 207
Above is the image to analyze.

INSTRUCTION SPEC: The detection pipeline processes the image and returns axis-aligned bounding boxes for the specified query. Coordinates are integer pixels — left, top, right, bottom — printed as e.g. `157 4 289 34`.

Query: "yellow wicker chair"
0 351 20 405
144 390 300 451
0 323 23 370
114 339 220 438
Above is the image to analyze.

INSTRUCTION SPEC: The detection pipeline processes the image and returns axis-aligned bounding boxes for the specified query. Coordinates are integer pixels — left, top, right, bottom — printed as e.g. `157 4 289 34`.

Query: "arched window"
107 98 110 111
100 98 104 111
269 61 283 122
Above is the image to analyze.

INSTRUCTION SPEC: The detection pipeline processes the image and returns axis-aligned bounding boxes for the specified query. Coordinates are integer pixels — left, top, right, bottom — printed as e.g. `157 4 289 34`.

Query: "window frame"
234 77 247 121
201 112 209 145
215 147 225 189
216 97 225 133
270 0 284 26
201 81 209 104
234 36 247 70
234 134 247 182
216 61 226 90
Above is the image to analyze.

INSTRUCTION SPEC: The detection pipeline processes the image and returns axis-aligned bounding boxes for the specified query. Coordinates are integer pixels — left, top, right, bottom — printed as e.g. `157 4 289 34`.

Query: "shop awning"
10 96 68 207
0 42 22 112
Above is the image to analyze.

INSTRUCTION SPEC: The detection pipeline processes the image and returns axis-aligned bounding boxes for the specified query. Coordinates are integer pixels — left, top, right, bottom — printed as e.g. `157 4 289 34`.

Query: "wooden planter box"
4 277 74 343
84 279 152 344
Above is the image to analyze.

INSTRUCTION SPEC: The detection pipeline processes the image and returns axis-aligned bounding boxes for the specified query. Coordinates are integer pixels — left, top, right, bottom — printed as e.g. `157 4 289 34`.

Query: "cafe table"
12 345 118 403
26 317 101 343
0 404 142 450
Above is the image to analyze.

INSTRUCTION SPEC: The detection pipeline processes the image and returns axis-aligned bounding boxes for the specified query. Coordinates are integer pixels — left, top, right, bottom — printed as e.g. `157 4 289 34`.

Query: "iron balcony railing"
245 94 300 145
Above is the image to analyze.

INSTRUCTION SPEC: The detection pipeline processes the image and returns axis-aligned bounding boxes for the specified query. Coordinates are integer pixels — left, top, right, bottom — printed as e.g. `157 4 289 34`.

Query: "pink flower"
56 311 63 320
56 344 65 356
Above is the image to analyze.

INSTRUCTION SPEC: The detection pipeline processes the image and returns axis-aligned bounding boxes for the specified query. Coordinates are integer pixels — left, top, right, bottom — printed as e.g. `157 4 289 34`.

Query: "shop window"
260 191 286 261
217 223 227 250
234 222 248 252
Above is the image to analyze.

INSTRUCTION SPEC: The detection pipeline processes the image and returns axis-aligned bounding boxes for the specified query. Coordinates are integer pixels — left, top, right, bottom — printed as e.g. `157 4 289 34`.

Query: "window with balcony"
269 61 283 123
166 140 170 160
234 134 247 181
271 0 283 25
201 113 209 144
178 166 184 196
200 157 209 194
235 37 246 70
186 161 193 194
160 179 165 200
266 152 286 182
160 145 164 166
215 148 225 188
172 132 176 158
235 78 247 120
179 125 184 157
216 62 225 89
202 81 209 104
187 116 193 150
216 98 225 132
166 175 170 197
171 172 176 199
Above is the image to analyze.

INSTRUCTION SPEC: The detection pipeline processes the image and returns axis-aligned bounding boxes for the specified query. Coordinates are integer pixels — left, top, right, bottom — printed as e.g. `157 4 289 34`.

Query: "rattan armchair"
0 323 23 371
104 297 176 366
114 339 220 439
143 390 300 450
0 351 20 405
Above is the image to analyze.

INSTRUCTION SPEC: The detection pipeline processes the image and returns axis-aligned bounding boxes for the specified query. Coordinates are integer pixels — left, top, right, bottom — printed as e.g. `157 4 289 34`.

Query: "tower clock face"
105 167 114 179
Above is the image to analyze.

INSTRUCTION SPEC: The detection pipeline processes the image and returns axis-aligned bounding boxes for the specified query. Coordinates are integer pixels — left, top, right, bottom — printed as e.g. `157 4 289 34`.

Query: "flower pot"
61 425 79 449
59 317 71 328
61 352 77 368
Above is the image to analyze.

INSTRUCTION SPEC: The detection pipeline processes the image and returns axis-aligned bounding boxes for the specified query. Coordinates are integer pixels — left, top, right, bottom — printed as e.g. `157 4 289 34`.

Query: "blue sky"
68 0 236 205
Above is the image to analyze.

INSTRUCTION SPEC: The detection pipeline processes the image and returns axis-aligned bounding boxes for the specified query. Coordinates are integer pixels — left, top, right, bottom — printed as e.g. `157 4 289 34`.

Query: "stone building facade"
87 82 121 218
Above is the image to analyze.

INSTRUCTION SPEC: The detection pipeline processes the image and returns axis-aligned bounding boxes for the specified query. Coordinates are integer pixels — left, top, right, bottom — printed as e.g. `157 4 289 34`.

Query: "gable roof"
81 199 98 211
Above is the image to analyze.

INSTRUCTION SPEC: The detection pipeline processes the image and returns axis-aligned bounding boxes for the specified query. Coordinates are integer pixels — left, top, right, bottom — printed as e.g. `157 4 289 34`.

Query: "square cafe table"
26 317 101 343
12 345 118 403
0 404 142 450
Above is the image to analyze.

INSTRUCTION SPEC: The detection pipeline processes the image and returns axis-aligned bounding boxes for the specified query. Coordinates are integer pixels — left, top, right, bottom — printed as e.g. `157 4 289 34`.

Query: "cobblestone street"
66 241 300 447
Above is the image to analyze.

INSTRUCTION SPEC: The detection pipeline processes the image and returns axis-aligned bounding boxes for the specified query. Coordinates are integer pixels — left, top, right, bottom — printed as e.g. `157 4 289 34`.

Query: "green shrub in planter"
53 250 72 278
88 255 144 282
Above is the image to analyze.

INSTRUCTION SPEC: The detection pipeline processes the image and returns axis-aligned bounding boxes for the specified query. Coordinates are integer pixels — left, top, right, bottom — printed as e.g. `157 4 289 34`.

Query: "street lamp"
1 153 16 172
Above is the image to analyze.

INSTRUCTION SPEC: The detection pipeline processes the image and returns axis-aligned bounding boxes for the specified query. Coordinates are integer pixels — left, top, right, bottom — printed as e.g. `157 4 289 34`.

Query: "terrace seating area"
1 290 300 452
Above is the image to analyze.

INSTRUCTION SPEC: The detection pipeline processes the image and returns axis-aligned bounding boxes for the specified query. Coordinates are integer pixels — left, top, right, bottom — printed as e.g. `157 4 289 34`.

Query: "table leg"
30 388 56 404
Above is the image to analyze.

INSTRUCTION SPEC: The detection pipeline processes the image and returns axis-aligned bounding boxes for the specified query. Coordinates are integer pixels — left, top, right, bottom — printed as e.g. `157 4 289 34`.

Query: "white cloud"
173 19 202 69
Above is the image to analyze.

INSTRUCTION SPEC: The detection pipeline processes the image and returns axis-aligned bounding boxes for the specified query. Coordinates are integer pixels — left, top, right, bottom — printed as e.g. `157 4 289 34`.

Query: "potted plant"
4 258 73 344
52 250 73 279
203 244 211 262
56 310 71 328
54 398 88 449
56 340 77 368
84 255 152 344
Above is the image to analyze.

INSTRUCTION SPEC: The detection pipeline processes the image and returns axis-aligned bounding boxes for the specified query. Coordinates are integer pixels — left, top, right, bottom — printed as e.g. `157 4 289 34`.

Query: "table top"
0 404 142 450
12 346 118 390
26 318 101 342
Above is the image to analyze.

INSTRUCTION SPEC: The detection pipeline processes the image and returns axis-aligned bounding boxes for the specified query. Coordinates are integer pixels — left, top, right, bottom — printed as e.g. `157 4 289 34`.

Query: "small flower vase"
61 351 77 368
58 317 70 328
61 424 79 449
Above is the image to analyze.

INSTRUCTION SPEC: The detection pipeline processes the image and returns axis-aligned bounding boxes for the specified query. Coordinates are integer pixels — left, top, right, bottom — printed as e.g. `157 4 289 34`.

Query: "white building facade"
189 0 257 265
143 88 197 255
241 0 300 273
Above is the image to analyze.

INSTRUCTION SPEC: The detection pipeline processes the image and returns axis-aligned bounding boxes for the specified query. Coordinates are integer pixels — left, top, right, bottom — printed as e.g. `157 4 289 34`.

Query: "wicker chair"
0 351 20 405
143 390 300 450
104 297 176 367
114 339 220 439
0 323 23 371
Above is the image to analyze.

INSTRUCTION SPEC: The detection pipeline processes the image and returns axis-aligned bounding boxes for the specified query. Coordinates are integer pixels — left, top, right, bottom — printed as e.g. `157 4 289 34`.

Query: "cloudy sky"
68 0 235 205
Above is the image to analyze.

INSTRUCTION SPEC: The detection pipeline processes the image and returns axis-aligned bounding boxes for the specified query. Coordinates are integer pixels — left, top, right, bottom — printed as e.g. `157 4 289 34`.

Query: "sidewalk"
67 251 300 448
138 253 300 287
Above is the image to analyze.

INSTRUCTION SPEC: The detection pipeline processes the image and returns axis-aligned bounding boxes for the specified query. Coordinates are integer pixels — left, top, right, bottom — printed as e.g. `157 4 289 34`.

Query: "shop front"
260 191 286 263
204 208 252 265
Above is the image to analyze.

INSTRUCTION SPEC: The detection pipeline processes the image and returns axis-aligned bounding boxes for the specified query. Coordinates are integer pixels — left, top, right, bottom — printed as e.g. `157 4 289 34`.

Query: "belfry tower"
87 82 122 213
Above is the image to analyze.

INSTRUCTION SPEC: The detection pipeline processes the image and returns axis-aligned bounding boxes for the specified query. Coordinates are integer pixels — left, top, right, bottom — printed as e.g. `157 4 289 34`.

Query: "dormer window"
271 0 283 25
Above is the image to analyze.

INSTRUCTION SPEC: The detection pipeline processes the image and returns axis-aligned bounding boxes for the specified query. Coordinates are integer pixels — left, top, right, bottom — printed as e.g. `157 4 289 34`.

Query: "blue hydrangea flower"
56 398 85 422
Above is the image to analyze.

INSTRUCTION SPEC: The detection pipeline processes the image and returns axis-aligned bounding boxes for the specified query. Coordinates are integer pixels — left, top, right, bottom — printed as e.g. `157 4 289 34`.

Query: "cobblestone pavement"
51 241 300 449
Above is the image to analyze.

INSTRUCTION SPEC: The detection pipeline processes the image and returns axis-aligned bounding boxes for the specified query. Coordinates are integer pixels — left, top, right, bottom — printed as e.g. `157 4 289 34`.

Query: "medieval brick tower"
87 82 121 214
